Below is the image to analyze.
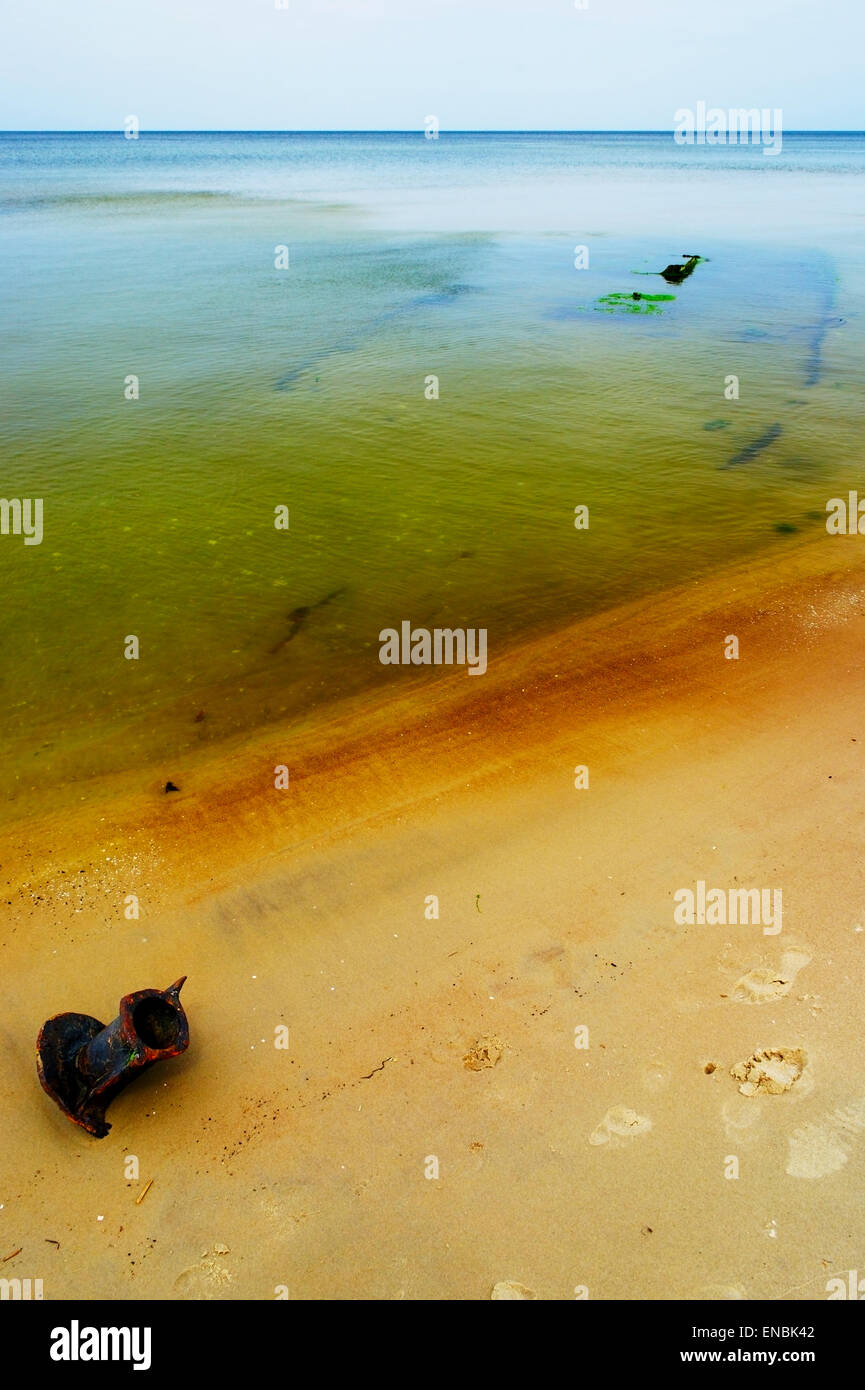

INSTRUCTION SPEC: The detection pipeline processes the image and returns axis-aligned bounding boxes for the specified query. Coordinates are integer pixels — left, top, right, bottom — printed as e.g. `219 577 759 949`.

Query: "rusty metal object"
36 978 189 1138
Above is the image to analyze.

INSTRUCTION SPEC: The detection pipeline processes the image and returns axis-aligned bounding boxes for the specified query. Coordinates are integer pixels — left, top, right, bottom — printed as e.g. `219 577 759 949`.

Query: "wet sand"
2 534 865 1300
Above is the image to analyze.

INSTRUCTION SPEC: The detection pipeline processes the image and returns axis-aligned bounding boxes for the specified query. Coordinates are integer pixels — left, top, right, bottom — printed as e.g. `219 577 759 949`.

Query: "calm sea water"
2 132 864 810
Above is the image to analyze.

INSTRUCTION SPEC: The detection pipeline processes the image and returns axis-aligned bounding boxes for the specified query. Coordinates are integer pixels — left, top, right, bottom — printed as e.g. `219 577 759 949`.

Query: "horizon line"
2 127 864 136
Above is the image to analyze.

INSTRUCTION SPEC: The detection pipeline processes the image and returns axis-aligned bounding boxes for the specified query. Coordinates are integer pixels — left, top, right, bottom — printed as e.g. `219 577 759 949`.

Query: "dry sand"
2 534 865 1301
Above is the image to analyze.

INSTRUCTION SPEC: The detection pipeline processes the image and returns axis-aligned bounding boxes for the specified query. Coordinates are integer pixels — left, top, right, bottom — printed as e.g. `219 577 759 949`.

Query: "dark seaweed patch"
721 423 783 469
269 588 346 654
275 284 475 390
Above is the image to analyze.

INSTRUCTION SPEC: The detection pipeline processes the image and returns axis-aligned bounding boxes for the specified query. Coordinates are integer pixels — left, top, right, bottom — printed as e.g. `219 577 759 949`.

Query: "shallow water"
2 132 864 811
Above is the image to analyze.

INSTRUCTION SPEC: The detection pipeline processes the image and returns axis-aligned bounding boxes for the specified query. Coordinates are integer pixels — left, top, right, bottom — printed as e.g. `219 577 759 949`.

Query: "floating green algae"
596 291 676 314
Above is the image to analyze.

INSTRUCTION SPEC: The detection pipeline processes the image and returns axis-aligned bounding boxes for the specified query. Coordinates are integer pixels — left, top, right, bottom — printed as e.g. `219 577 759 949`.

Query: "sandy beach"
3 531 864 1301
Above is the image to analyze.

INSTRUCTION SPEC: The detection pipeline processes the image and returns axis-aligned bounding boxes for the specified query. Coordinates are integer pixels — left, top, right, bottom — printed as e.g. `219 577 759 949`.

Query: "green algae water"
2 132 865 813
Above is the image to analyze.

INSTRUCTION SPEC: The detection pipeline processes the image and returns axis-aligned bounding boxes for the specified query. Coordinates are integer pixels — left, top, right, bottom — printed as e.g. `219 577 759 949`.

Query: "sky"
0 0 861 132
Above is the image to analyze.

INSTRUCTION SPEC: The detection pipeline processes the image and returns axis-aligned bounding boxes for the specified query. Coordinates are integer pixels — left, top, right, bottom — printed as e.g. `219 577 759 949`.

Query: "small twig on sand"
360 1057 396 1081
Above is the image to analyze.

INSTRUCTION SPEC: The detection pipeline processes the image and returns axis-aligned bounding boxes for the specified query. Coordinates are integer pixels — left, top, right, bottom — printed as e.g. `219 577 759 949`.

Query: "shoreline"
1 527 862 888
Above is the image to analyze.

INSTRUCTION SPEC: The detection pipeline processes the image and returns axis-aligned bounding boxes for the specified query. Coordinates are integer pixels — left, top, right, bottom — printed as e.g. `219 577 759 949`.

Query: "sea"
1 131 863 812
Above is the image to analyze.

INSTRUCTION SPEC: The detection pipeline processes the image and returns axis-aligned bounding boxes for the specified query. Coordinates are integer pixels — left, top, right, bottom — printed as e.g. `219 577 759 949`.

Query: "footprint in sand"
641 1060 671 1094
731 950 811 1004
463 1037 504 1070
525 943 571 991
491 1280 537 1300
731 1047 807 1097
786 1095 865 1178
173 1244 232 1300
722 1094 763 1143
589 1105 652 1147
